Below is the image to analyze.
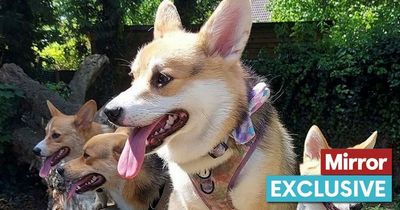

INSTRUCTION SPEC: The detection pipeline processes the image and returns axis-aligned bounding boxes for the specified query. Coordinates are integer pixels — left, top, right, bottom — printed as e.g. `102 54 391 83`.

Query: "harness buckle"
209 142 228 159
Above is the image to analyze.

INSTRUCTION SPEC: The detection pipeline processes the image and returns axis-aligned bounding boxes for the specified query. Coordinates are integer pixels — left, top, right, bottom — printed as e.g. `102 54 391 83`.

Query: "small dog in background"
60 128 170 210
297 125 375 210
33 100 113 210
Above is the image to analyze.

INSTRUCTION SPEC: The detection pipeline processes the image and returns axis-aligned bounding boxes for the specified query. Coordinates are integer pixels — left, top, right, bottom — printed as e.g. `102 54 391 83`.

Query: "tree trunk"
68 54 109 105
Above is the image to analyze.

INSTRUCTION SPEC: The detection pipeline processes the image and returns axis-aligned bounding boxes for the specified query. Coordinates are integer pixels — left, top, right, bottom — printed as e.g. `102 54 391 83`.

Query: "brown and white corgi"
103 0 296 209
60 128 170 210
297 125 375 210
33 100 113 210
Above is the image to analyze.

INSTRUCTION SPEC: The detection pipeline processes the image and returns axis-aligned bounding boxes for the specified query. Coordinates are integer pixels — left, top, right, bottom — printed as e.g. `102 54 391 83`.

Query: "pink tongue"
39 156 53 178
118 122 160 179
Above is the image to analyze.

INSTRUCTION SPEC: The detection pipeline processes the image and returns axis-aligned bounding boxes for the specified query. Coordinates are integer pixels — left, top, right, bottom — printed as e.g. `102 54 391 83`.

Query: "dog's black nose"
104 107 122 123
56 167 64 176
350 203 363 210
33 147 41 156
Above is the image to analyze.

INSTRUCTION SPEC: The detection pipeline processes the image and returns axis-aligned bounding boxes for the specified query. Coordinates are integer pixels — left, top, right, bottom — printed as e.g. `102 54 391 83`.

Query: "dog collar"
190 82 270 210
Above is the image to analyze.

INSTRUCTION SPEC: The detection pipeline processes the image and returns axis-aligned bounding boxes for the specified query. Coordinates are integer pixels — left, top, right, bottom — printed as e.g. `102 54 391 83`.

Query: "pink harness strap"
190 139 258 209
189 83 269 210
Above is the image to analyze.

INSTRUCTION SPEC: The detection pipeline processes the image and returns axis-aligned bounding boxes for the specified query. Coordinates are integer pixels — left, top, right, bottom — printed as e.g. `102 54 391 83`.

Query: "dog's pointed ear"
47 100 64 117
304 125 330 161
352 131 377 149
153 0 183 39
198 0 252 62
75 100 97 130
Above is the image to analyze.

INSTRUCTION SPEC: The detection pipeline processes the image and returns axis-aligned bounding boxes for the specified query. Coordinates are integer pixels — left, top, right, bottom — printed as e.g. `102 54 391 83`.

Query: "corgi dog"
103 0 296 209
297 125 375 210
60 128 169 210
33 100 113 210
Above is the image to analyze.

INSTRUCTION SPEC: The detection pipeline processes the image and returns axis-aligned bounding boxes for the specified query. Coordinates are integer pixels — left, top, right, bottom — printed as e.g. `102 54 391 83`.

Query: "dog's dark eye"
52 133 61 139
83 152 90 159
152 72 172 88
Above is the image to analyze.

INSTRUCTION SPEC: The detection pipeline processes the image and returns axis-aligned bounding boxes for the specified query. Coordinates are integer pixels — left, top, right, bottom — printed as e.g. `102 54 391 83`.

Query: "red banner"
321 149 392 175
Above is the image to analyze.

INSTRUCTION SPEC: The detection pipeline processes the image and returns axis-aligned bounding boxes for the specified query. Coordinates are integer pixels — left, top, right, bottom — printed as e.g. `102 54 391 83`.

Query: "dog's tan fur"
300 125 377 176
37 100 111 159
34 100 113 210
62 128 169 210
105 0 297 209
298 125 377 210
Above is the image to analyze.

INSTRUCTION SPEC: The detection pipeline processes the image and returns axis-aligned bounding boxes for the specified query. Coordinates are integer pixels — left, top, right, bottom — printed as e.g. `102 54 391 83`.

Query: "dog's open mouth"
146 110 189 152
39 147 70 178
68 173 106 199
118 110 189 179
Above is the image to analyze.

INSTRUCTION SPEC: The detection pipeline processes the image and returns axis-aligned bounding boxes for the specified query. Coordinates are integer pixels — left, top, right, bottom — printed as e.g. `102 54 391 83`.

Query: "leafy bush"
36 37 89 70
265 0 400 196
0 84 23 154
123 0 162 25
44 81 71 99
248 30 400 150
247 29 400 199
271 0 399 48
0 0 59 71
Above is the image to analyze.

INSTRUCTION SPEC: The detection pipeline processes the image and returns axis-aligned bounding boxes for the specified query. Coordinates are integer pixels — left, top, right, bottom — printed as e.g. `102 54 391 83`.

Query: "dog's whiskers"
271 82 284 103
119 64 132 68
115 58 132 65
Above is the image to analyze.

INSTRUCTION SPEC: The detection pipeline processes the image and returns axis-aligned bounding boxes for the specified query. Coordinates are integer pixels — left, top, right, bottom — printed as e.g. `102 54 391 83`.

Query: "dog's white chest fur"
168 163 208 210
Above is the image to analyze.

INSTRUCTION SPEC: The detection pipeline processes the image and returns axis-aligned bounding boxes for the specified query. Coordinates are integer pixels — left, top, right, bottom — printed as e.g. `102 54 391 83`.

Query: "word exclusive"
266 149 392 202
266 176 392 202
321 149 392 175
